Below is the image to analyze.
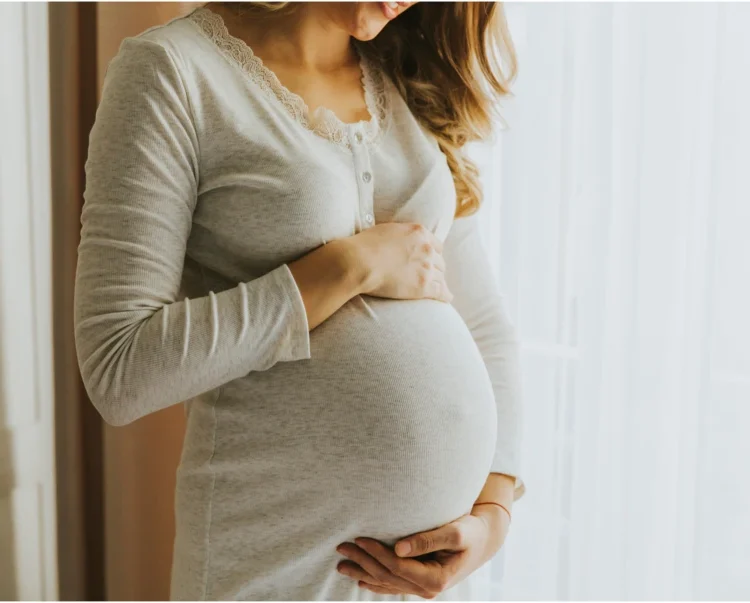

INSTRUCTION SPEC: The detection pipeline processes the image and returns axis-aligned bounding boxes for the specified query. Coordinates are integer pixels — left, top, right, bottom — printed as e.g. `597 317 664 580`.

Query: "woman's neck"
212 3 357 73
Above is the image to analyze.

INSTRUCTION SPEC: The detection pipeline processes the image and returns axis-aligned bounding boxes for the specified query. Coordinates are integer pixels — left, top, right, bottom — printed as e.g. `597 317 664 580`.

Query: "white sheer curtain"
470 2 750 599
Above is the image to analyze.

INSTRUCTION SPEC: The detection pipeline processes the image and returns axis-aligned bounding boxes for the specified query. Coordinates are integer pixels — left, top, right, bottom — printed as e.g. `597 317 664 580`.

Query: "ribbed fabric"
74 7 524 601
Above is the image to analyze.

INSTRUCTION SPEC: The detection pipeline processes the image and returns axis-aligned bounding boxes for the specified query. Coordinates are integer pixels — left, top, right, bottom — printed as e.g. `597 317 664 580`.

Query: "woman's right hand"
288 222 452 330
344 222 453 303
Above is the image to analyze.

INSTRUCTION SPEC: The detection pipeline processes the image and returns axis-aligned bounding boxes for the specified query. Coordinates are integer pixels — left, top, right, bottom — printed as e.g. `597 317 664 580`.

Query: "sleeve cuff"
490 454 526 502
269 263 311 363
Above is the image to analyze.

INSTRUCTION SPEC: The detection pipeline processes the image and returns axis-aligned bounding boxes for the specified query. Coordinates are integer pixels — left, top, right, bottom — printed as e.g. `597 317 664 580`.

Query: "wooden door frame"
49 3 105 600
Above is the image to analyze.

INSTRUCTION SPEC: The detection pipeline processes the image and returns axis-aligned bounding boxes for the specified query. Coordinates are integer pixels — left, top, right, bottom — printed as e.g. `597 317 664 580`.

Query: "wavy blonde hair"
216 2 517 218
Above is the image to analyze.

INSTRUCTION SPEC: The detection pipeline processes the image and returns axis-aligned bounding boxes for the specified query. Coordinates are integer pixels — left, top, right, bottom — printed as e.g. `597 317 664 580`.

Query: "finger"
431 250 446 273
338 542 425 594
410 222 443 253
427 230 444 254
395 523 466 558
439 281 454 303
337 561 388 588
427 278 453 303
339 543 414 590
354 538 439 596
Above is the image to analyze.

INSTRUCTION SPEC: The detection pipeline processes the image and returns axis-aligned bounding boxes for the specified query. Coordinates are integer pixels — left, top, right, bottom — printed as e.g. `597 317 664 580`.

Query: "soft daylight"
0 1 748 601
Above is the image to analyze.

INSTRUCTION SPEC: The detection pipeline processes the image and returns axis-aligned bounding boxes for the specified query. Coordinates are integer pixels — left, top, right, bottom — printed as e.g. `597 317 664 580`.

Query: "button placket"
348 126 375 232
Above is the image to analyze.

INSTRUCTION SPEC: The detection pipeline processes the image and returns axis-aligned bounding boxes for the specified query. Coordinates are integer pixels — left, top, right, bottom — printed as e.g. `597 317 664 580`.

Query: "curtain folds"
470 3 750 599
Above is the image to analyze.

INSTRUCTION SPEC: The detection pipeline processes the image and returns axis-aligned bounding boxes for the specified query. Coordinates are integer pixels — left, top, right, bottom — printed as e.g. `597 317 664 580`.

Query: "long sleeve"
443 213 525 501
74 36 311 427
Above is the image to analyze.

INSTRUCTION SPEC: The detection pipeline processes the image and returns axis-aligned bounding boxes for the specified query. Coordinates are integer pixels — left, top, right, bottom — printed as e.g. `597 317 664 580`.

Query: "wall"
49 4 106 598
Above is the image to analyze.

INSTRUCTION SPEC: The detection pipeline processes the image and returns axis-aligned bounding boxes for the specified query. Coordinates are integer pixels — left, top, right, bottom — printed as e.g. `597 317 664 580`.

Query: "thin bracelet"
472 501 512 523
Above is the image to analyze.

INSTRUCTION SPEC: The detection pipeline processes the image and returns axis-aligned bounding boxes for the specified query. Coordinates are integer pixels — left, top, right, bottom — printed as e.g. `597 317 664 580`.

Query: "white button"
354 131 364 144
364 213 374 224
362 171 372 183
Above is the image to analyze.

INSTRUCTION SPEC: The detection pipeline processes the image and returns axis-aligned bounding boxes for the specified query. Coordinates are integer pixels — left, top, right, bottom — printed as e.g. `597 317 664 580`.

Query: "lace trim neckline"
186 6 388 150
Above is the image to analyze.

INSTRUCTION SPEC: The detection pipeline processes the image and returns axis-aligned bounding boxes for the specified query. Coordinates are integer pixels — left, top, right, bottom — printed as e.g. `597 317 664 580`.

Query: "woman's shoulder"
104 8 219 88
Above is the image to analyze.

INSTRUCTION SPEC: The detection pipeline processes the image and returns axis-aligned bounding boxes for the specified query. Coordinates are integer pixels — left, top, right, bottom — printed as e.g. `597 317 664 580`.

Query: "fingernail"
354 538 366 547
395 541 411 556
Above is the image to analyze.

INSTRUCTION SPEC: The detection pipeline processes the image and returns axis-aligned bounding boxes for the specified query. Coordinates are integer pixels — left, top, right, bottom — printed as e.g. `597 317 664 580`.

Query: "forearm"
474 472 515 510
77 238 363 426
288 238 367 330
75 264 311 426
443 215 525 501
471 472 515 558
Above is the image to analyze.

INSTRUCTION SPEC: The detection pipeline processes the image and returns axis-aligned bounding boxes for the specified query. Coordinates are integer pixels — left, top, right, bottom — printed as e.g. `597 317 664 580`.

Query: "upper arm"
442 212 518 342
444 212 524 491
76 36 199 360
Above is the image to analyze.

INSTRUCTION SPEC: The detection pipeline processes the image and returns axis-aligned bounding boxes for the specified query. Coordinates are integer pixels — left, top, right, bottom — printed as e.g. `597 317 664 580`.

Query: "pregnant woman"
74 1 525 599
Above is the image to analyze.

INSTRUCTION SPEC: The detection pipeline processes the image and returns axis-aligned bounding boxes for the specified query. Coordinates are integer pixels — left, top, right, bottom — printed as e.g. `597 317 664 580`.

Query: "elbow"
81 359 178 426
95 403 138 428
78 357 146 427
76 329 151 427
85 381 143 427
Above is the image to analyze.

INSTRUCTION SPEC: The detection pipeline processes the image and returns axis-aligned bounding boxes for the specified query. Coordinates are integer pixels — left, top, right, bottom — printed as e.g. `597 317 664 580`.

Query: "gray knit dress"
74 7 524 600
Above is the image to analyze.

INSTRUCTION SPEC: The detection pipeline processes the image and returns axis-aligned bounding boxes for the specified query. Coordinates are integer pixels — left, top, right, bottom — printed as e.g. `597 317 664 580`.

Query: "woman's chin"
349 3 392 41
380 1 400 20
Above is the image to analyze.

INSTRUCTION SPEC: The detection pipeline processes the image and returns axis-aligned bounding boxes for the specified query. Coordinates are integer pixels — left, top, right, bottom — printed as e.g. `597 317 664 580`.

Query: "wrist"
331 237 376 295
471 504 509 558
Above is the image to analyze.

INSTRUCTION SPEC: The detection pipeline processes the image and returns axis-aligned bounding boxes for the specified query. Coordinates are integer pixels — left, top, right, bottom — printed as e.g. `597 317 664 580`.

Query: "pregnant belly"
204 296 498 546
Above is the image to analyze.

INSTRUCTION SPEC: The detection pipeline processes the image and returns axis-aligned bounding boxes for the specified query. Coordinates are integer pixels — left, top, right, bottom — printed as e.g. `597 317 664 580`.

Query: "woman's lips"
380 2 400 20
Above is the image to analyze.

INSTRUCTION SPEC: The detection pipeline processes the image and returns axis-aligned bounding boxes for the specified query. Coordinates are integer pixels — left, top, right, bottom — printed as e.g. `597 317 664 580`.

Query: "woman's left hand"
335 505 510 598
